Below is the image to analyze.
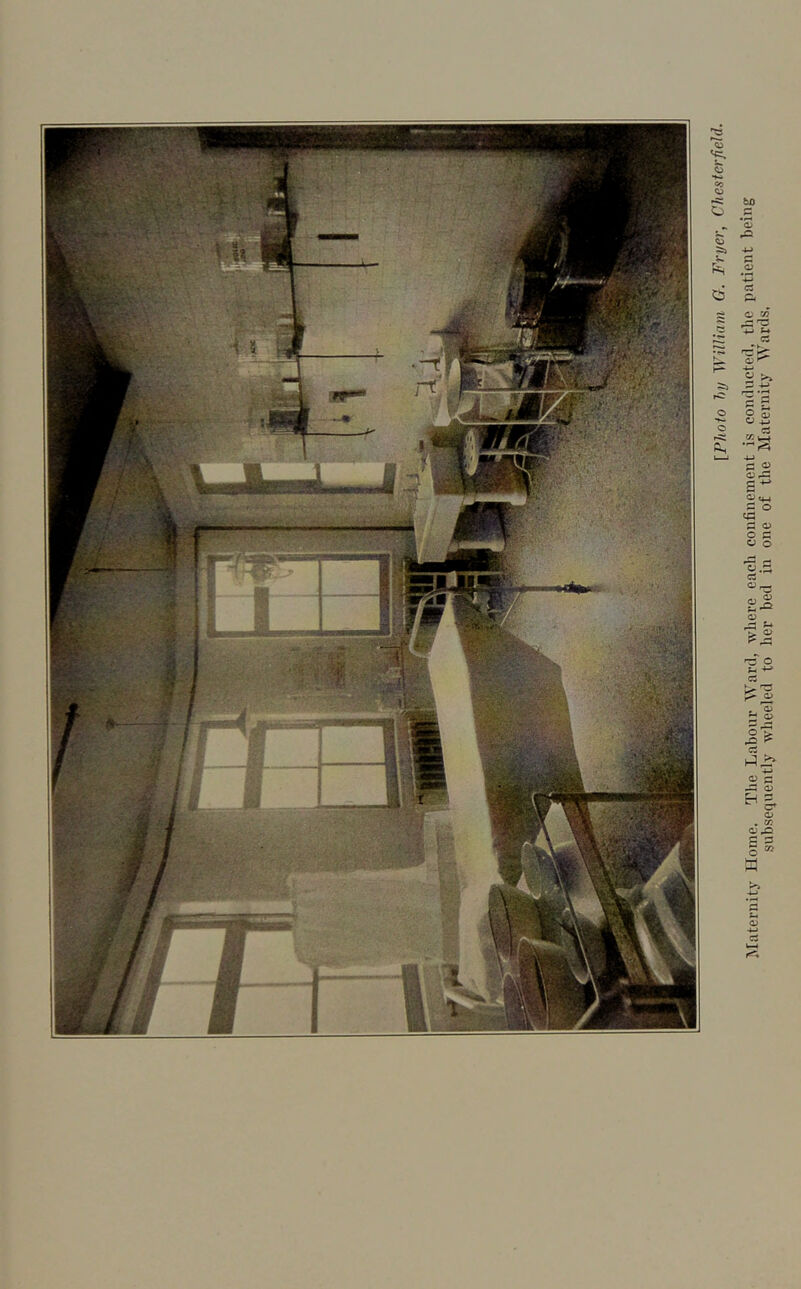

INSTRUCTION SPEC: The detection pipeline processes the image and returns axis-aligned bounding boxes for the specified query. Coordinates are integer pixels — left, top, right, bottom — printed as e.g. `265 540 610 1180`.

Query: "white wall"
49 416 176 1031
157 526 435 909
47 128 605 528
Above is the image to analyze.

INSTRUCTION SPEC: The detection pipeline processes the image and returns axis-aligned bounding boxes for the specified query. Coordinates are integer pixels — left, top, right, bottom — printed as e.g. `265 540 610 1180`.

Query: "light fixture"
227 552 294 587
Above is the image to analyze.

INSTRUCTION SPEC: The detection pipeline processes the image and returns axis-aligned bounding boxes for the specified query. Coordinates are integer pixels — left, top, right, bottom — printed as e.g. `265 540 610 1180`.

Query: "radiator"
407 715 447 804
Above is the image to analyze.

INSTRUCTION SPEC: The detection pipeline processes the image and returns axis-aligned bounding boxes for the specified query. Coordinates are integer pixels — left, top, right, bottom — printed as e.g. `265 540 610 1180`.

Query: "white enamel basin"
445 358 481 421
424 332 462 426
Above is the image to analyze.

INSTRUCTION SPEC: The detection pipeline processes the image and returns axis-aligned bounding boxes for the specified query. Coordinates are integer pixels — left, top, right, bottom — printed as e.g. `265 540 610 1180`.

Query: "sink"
413 446 464 562
423 332 462 426
413 444 513 562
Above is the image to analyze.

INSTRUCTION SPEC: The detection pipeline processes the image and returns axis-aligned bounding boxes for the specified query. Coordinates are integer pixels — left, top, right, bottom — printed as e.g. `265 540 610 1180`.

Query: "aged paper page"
2 3 799 1287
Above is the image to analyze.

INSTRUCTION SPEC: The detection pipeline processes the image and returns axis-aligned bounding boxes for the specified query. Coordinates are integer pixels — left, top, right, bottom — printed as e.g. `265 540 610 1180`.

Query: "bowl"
502 972 532 1030
488 883 543 968
633 846 696 982
678 821 695 887
520 841 565 940
557 911 607 985
446 357 481 418
520 840 561 902
517 937 587 1030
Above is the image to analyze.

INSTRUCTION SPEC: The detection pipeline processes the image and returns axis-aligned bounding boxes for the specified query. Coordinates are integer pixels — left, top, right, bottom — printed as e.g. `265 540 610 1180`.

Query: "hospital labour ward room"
46 123 695 1034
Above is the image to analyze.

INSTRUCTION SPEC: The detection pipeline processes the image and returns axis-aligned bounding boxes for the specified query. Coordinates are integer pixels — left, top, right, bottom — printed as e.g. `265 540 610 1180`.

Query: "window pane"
269 595 320 632
321 763 387 806
240 930 312 984
260 462 318 482
214 559 250 598
270 560 319 597
317 977 408 1034
261 767 319 808
263 727 319 768
322 725 385 765
204 726 248 766
233 985 311 1035
200 463 247 484
198 765 247 808
161 928 227 982
215 595 255 632
322 559 380 596
319 463 386 489
322 595 380 633
147 983 216 1035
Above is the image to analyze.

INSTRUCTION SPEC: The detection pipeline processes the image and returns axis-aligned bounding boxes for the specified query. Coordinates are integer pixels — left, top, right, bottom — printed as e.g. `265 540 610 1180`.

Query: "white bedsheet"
428 595 584 1000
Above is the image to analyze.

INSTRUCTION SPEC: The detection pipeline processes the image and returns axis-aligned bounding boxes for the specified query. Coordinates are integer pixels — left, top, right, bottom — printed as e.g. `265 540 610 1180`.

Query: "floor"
499 125 694 884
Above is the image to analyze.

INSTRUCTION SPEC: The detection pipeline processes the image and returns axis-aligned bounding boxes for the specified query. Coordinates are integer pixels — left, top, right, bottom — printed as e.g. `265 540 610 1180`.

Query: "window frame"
193 462 395 495
134 915 424 1035
190 718 400 811
207 552 391 638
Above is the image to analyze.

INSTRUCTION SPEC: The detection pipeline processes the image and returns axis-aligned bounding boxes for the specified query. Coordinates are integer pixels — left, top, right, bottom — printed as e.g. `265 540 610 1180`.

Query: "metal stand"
455 351 586 429
531 790 696 1027
460 427 548 477
497 580 593 626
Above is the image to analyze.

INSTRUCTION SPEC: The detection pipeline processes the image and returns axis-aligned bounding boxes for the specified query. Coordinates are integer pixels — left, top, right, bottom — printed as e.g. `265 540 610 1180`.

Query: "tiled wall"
46 128 605 526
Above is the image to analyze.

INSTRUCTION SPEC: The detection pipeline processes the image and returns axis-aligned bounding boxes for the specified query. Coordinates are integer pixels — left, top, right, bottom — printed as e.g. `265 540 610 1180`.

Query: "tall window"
193 721 399 810
209 554 389 636
136 918 419 1035
194 462 394 494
